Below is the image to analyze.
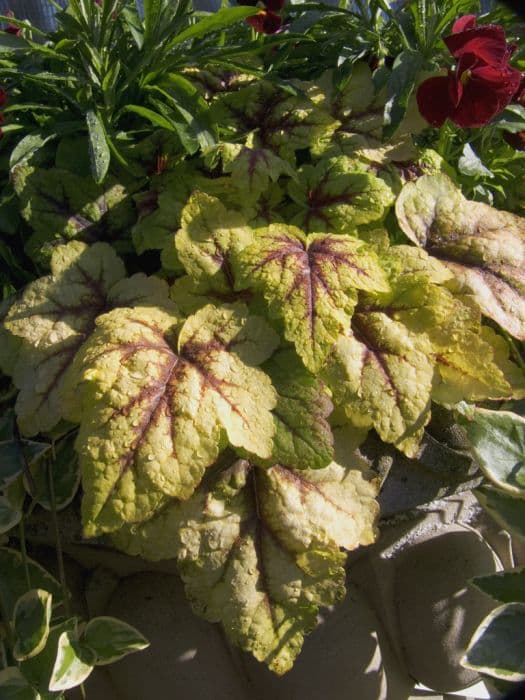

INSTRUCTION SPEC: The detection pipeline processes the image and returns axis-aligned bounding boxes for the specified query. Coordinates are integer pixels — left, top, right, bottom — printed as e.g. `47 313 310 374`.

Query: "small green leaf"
0 492 22 535
475 486 525 540
0 668 40 700
82 616 149 665
86 111 110 184
457 408 525 496
27 436 80 512
0 439 50 489
472 567 525 604
458 144 493 178
462 603 525 681
13 589 53 662
0 548 63 619
48 630 94 692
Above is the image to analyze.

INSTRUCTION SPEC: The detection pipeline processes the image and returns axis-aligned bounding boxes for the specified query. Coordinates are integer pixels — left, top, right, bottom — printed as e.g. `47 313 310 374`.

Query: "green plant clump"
1 0 525 690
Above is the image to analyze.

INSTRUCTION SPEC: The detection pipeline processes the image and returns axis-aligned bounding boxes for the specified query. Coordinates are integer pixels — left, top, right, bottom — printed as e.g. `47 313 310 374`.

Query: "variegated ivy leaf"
71 303 278 536
234 224 390 372
287 156 395 234
112 451 379 674
12 165 135 265
3 241 170 435
207 142 296 204
175 192 254 293
262 350 334 470
323 310 435 457
211 80 339 163
396 174 525 340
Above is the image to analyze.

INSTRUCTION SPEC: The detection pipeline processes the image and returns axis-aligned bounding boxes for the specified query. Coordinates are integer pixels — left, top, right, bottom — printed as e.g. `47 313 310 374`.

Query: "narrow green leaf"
462 603 525 681
82 616 149 665
383 49 423 140
86 111 110 184
167 7 259 48
13 589 53 662
123 104 175 131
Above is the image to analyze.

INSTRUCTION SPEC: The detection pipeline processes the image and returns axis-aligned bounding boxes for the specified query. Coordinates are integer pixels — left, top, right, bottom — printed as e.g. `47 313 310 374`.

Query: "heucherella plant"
2 34 525 678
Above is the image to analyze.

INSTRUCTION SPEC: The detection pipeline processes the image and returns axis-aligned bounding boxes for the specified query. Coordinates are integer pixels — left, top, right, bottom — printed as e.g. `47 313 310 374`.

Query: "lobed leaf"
112 448 379 674
3 241 170 435
287 156 395 234
71 303 278 536
396 174 525 340
234 224 389 372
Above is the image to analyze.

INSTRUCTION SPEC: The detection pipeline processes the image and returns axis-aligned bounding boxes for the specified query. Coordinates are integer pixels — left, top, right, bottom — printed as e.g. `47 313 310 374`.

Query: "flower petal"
445 25 509 66
416 76 454 127
452 15 477 34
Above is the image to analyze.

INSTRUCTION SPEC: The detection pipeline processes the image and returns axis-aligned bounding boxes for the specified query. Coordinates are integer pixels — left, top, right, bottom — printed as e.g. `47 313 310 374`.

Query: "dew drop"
147 453 155 461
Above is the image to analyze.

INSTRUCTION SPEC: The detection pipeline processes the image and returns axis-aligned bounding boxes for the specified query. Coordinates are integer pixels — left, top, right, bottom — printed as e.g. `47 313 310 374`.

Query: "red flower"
247 10 282 34
417 15 522 128
4 10 21 36
0 88 7 108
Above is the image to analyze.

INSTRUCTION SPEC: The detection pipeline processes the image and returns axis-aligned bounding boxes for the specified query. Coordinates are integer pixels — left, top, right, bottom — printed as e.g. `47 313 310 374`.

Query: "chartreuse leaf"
175 192 253 293
112 446 379 674
209 143 295 205
212 80 338 163
457 407 525 495
82 616 149 665
472 567 525 604
396 174 525 340
0 548 63 619
475 486 525 540
462 603 525 682
11 165 134 264
234 224 389 372
131 168 193 256
70 303 277 536
311 62 418 163
323 310 435 457
3 241 170 435
13 590 53 662
262 350 334 470
287 156 395 234
0 667 40 700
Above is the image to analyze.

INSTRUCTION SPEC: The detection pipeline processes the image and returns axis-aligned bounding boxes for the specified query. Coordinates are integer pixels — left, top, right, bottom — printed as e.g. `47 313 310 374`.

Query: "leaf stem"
48 447 71 618
18 518 31 591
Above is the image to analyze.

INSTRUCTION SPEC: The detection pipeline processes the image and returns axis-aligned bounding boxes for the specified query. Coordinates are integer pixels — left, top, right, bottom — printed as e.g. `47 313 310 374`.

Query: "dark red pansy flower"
0 87 7 107
247 10 282 34
4 9 21 36
264 0 285 11
417 15 522 128
503 130 525 151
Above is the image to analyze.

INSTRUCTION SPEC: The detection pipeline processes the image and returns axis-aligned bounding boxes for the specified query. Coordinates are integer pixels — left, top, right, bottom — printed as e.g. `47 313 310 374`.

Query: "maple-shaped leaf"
12 165 135 265
263 350 334 470
286 156 395 234
207 142 296 205
175 191 254 293
211 80 339 162
396 174 525 340
234 224 390 372
323 310 435 457
71 303 278 536
310 63 420 162
2 242 171 435
112 449 379 674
